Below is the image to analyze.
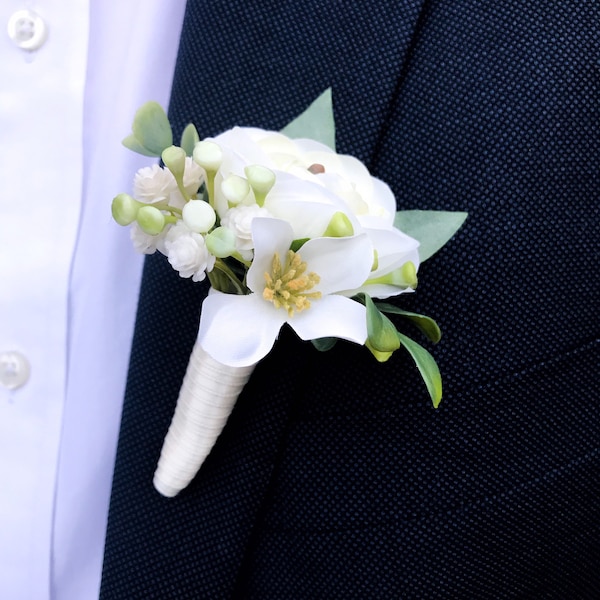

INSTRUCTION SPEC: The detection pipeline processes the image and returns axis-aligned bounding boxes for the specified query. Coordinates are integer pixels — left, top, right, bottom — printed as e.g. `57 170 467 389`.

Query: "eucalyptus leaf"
180 123 200 156
394 210 468 262
365 295 401 353
281 88 336 151
375 304 441 343
122 134 158 157
397 332 442 408
311 338 338 352
130 101 173 157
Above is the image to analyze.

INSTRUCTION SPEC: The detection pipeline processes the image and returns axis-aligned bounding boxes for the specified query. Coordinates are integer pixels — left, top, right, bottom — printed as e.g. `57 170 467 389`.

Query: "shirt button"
0 351 31 390
7 9 47 51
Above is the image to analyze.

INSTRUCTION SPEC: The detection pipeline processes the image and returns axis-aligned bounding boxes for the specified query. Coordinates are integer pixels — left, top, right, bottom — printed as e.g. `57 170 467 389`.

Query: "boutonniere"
112 90 467 497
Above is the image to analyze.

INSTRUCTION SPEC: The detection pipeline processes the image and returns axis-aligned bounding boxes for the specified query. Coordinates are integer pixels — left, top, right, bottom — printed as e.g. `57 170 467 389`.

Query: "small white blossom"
134 164 177 204
164 222 215 282
130 222 167 255
220 204 272 260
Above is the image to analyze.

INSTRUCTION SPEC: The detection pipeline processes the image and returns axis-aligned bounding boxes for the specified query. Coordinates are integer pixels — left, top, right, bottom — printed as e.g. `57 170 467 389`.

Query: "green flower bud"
322 211 354 237
399 261 418 290
111 193 141 226
161 145 187 180
365 339 395 363
205 227 236 258
367 261 418 290
244 165 275 206
137 205 166 235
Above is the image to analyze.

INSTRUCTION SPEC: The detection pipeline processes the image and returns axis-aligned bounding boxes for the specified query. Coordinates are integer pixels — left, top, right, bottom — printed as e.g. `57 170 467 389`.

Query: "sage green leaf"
312 338 337 352
397 332 442 408
122 134 158 157
130 101 173 157
394 210 468 262
375 304 441 343
180 123 200 156
281 88 336 151
365 295 401 353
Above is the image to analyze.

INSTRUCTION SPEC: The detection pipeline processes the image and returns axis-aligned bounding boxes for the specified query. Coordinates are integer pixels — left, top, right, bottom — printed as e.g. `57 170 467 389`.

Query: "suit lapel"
101 2 427 598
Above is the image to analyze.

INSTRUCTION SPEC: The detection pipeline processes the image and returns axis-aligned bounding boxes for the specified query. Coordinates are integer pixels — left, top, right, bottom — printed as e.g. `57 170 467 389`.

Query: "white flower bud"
244 165 275 196
221 174 251 205
193 141 223 172
162 145 187 180
182 200 216 233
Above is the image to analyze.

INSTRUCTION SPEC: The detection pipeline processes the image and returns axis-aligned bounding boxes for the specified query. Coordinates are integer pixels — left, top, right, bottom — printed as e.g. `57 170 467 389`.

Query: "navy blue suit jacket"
101 1 600 597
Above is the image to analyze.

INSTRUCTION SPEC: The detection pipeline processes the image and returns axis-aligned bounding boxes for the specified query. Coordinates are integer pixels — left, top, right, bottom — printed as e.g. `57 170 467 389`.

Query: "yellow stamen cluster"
263 250 321 317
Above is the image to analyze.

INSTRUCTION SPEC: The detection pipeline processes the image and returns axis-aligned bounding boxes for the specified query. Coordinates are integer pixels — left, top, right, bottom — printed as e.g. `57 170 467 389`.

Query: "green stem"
175 179 191 204
152 201 183 216
206 172 216 209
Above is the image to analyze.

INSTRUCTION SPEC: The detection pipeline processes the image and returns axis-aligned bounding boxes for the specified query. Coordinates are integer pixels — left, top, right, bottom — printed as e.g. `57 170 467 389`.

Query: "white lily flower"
198 218 373 367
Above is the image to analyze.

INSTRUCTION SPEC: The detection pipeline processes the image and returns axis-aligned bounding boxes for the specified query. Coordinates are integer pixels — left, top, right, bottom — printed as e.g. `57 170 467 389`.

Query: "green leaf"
365 295 401 353
375 304 441 343
122 134 158 157
180 123 200 156
397 332 442 408
290 238 310 252
129 101 173 157
311 338 337 352
394 210 468 262
281 88 336 151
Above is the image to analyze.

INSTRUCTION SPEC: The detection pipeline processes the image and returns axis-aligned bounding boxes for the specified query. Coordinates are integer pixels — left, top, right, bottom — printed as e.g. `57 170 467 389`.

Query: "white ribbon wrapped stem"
153 340 256 497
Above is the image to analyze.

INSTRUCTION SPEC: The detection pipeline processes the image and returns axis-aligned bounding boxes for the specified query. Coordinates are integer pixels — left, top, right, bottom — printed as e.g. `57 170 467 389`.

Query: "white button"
7 9 47 51
0 351 30 390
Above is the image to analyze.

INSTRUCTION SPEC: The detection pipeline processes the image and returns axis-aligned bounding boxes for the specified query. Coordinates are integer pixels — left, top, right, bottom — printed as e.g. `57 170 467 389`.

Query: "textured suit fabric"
101 1 600 598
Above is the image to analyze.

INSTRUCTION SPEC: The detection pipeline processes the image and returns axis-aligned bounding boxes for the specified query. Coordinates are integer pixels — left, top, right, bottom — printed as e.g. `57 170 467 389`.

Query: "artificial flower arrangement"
112 90 467 497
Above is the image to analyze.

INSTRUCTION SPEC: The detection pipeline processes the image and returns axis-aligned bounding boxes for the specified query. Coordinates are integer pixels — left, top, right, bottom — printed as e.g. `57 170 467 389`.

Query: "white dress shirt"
0 1 186 598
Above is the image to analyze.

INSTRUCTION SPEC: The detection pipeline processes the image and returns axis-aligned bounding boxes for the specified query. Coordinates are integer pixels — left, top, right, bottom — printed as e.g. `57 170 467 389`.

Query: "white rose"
134 164 177 204
212 127 395 226
164 222 215 282
130 222 168 255
220 204 272 260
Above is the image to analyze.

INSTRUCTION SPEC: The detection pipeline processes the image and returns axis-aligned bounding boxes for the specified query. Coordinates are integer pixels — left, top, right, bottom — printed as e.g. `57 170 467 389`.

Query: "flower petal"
299 234 373 295
289 295 367 345
198 292 284 367
366 227 420 275
246 218 295 293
